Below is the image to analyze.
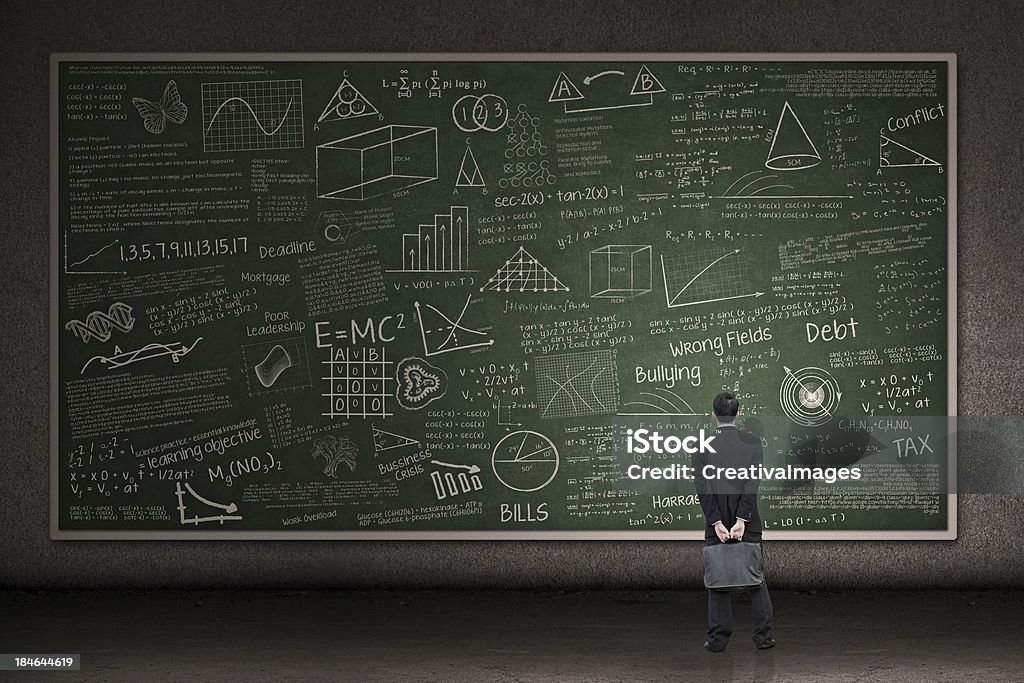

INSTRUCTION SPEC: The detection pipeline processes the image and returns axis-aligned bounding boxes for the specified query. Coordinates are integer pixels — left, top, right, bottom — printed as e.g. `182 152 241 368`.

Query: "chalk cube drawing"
316 125 438 200
589 245 652 298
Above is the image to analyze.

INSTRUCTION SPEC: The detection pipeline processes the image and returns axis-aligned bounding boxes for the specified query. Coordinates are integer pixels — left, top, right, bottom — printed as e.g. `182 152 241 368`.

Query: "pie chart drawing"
491 430 559 492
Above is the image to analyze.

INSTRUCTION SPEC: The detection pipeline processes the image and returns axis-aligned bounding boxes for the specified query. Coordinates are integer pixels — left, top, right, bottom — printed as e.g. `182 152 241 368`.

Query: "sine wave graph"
201 80 305 152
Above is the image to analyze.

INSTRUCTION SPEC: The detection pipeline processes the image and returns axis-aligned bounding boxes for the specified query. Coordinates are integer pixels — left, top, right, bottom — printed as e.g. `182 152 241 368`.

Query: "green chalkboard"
51 54 956 539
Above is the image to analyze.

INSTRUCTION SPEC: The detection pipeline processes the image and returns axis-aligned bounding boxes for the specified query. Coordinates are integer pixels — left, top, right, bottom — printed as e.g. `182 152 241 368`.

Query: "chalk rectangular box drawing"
590 245 652 298
316 124 438 200
50 52 957 541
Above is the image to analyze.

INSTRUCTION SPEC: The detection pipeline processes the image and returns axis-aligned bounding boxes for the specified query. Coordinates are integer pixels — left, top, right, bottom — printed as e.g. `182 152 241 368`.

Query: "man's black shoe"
756 638 777 650
703 641 726 652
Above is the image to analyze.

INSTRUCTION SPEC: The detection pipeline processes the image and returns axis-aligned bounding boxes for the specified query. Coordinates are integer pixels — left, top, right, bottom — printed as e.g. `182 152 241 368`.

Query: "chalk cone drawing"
480 247 569 293
879 134 942 169
65 302 135 343
318 78 379 124
175 482 242 525
765 101 821 171
395 356 448 411
491 430 559 492
132 80 188 135
372 426 420 453
779 365 842 427
415 296 493 357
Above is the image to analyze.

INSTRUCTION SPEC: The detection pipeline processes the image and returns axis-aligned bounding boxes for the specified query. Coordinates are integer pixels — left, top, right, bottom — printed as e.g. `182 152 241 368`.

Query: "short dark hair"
713 391 739 422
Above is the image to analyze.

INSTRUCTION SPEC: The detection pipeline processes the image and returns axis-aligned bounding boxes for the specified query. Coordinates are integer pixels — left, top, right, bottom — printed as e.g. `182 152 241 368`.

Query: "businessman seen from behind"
693 391 776 652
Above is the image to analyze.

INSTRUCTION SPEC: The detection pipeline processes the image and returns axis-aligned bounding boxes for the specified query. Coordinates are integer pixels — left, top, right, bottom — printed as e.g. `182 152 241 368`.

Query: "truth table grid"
322 348 393 419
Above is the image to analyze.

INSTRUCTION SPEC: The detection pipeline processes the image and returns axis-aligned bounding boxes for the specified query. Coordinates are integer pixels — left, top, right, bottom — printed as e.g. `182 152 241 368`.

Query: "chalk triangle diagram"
765 101 821 171
456 145 485 187
372 426 420 453
549 72 585 103
480 247 570 293
630 65 666 96
318 79 379 124
879 134 941 168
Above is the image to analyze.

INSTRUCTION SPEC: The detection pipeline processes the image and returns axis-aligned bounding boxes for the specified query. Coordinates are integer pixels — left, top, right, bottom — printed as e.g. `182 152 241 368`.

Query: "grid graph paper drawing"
480 247 569 293
201 79 305 152
322 346 393 419
535 350 619 420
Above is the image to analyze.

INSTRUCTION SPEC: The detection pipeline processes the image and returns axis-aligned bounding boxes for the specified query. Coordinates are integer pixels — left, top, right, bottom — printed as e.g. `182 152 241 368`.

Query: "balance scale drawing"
175 482 242 525
549 65 666 113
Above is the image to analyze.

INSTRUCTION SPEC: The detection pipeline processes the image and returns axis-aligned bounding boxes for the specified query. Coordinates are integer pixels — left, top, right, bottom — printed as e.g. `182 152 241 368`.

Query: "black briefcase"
703 541 764 591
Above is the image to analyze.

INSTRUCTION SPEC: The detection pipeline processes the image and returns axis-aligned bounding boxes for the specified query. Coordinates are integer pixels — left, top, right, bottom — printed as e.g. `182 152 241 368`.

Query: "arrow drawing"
584 70 625 85
175 482 242 525
431 459 482 474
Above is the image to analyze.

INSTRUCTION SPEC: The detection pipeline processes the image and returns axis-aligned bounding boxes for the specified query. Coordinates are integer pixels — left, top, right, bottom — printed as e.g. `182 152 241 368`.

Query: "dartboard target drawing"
779 365 842 427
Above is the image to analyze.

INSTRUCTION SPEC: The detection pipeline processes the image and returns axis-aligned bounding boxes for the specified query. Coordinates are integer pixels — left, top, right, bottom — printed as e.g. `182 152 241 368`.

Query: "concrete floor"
2 589 1023 681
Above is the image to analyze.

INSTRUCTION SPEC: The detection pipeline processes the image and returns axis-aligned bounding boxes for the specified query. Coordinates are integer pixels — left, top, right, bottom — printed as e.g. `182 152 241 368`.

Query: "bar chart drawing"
388 205 473 273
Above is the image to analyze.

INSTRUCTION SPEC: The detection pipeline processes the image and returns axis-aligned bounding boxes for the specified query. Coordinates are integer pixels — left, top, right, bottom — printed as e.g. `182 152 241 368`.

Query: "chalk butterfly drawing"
132 80 188 134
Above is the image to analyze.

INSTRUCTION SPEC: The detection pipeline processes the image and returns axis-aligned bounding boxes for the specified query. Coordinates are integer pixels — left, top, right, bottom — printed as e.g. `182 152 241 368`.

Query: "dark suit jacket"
691 424 764 545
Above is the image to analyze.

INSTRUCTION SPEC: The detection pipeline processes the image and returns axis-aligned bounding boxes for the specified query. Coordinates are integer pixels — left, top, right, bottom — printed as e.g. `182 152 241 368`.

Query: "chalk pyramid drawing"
456 145 485 187
879 134 941 168
765 101 821 171
318 78 378 124
480 247 570 293
372 426 420 453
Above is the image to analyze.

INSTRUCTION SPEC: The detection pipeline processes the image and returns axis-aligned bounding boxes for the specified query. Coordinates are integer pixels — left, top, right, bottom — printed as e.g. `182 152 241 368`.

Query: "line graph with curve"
661 248 762 309
535 350 619 420
201 79 304 152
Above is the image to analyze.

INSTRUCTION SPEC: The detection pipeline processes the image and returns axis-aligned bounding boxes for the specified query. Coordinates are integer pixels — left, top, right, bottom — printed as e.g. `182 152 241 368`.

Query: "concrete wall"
3 0 1022 589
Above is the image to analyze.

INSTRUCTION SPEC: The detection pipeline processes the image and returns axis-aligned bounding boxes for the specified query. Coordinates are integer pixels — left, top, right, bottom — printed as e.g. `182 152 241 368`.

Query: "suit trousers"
706 582 774 648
